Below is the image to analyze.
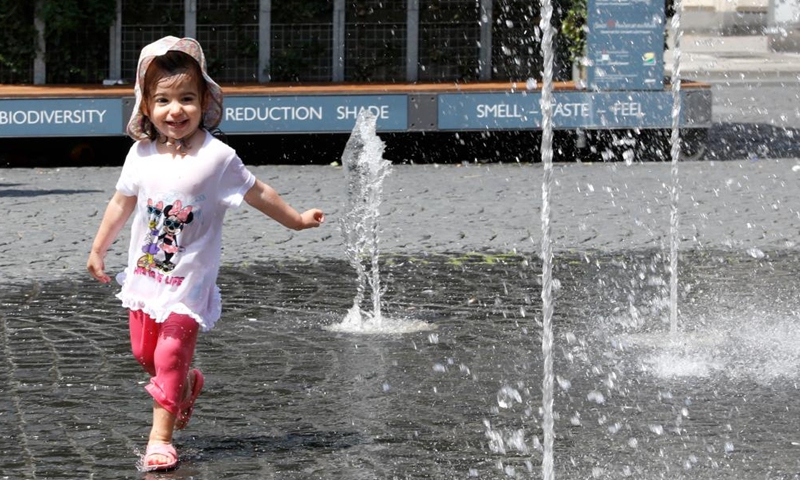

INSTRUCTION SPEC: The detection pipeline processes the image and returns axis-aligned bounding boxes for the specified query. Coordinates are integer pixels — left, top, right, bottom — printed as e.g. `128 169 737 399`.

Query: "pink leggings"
129 310 199 417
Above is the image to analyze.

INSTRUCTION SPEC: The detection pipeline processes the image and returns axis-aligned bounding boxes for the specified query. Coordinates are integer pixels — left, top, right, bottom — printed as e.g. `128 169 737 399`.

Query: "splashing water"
539 0 556 475
337 110 391 328
669 0 684 335
327 111 435 335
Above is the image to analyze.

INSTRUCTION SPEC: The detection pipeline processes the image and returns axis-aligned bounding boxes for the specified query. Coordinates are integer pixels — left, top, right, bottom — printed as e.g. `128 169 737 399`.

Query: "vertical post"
333 0 346 81
258 0 271 82
33 0 46 84
108 0 122 80
185 0 197 38
479 0 493 81
406 0 419 82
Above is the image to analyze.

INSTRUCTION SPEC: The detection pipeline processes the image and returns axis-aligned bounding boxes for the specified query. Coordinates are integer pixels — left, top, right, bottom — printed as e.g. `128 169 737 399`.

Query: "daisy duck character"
138 199 164 269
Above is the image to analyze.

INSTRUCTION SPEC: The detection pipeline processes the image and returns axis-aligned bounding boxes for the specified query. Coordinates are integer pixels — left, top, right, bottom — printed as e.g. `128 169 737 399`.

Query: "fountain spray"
669 0 683 336
539 0 556 475
339 110 392 327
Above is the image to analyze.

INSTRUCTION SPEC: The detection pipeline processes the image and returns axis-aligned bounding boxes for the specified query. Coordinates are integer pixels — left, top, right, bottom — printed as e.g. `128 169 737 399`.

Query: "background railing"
0 0 570 85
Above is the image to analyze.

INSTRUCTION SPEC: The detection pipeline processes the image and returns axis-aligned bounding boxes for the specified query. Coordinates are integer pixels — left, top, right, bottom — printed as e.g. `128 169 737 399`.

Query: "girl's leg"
144 313 200 418
145 313 199 439
129 309 159 376
138 313 200 469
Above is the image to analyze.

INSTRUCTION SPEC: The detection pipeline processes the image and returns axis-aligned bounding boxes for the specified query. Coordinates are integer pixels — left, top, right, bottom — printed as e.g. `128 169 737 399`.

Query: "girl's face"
146 72 204 142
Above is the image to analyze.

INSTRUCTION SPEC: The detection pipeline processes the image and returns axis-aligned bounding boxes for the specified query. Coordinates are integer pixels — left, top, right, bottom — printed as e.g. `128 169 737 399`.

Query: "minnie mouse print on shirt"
137 198 194 273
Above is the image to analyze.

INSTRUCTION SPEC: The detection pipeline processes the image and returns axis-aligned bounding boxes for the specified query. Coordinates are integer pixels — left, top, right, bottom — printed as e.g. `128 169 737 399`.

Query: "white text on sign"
609 101 644 117
336 105 390 120
0 109 107 125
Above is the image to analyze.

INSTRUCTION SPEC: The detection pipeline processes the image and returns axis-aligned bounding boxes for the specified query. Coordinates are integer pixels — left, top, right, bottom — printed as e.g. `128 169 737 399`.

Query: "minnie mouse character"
157 200 193 272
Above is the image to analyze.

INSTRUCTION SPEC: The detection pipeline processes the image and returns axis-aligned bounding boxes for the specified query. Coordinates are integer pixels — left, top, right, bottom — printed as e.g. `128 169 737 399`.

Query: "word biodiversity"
0 108 108 125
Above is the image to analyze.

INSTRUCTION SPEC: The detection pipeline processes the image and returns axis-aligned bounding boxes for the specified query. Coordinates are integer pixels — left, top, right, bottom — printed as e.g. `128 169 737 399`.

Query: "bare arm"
244 179 324 230
87 191 137 283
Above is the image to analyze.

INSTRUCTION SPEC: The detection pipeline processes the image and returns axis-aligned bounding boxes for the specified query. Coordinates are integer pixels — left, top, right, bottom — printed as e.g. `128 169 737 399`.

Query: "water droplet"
587 390 605 404
725 442 735 453
649 424 664 435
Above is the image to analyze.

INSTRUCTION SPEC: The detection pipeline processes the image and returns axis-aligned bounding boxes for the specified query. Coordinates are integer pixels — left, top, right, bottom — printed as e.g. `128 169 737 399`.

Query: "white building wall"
681 0 769 33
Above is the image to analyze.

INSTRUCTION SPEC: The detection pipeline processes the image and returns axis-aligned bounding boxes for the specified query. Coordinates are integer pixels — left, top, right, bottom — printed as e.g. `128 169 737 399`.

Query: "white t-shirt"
114 130 256 331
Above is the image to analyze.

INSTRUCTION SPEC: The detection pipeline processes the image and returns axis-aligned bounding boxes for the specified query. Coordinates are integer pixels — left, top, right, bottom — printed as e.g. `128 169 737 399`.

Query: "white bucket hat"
126 36 223 140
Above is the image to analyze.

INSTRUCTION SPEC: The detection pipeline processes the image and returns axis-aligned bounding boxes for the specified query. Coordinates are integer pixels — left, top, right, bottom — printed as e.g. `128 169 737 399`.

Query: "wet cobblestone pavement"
3 160 800 285
4 161 800 478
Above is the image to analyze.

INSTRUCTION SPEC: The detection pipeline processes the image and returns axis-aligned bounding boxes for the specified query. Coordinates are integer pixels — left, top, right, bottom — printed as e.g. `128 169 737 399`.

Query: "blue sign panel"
438 91 688 130
221 95 408 133
0 98 123 137
586 0 665 91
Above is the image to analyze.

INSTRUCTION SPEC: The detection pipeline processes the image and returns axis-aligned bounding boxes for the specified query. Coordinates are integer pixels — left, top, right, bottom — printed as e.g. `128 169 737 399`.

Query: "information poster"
586 0 665 91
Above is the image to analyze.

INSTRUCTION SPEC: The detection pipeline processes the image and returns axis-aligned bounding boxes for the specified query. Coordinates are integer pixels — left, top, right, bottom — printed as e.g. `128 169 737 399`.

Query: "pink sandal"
176 369 204 430
143 443 179 471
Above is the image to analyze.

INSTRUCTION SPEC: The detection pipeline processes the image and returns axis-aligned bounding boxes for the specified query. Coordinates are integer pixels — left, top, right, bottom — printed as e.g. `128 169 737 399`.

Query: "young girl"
86 36 324 472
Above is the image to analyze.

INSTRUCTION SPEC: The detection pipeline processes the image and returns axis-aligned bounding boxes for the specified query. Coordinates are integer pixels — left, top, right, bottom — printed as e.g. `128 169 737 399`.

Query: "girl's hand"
86 191 136 284
299 209 325 229
87 252 111 284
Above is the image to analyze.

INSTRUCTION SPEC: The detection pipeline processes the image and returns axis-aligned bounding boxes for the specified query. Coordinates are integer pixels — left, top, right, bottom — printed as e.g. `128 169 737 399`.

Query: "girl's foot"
143 442 179 471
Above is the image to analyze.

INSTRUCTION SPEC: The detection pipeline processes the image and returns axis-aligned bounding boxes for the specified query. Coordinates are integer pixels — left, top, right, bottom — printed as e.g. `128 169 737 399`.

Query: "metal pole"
108 0 122 81
479 0 493 81
333 0 346 81
258 0 271 82
185 0 197 38
34 0 46 84
406 0 419 82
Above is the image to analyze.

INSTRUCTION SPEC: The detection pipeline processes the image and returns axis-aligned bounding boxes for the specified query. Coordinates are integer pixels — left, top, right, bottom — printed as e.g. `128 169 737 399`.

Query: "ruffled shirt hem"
116 288 221 332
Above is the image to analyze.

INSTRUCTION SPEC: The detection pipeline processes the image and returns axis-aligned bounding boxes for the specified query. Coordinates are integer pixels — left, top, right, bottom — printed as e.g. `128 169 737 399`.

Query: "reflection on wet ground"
3 251 800 479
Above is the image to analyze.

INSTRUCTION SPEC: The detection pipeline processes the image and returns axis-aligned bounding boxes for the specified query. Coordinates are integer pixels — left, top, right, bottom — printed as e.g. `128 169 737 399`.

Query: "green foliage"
561 0 587 63
41 0 116 83
420 1 479 22
269 35 330 82
272 0 333 24
43 0 117 83
492 0 549 81
40 0 116 32
198 0 258 25
0 0 116 83
0 1 36 83
347 39 404 82
121 0 182 25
